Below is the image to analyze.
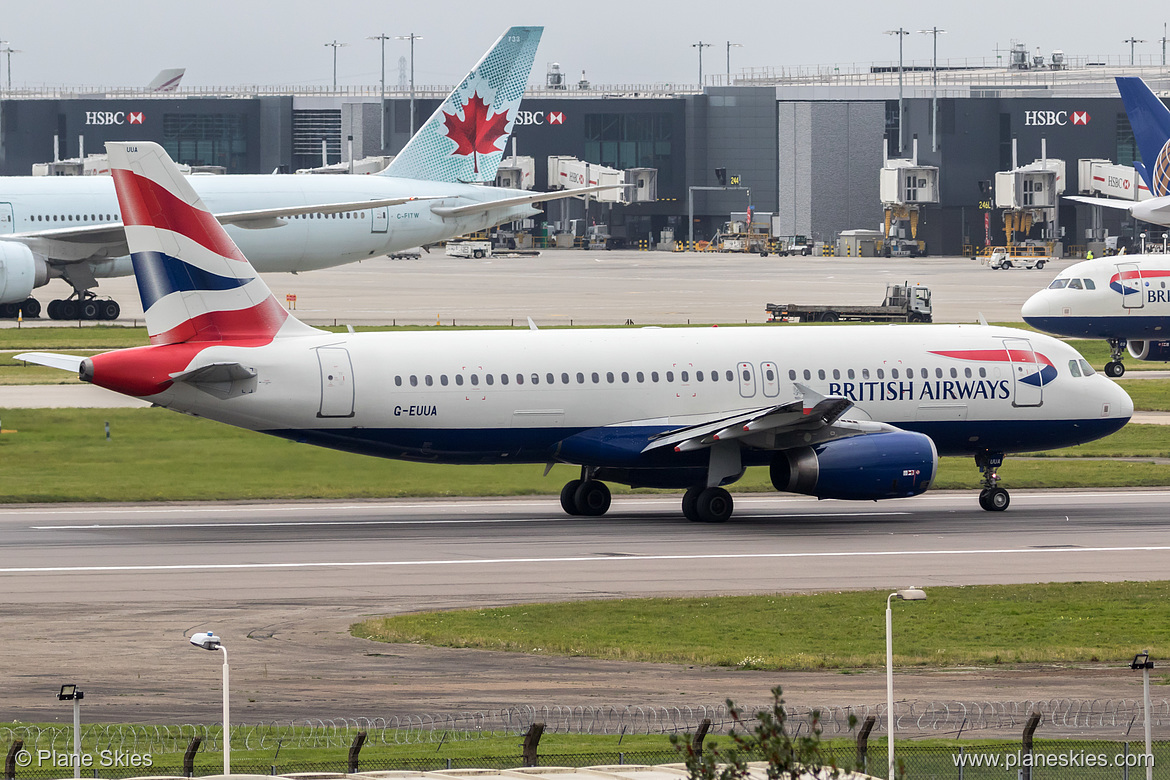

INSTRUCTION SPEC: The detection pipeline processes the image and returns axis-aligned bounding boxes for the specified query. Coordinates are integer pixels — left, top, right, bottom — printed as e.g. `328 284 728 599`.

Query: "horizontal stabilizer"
430 184 625 219
13 352 86 372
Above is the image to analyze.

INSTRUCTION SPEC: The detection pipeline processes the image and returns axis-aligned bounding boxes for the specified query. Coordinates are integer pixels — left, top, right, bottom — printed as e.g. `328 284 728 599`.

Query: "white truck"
445 241 492 259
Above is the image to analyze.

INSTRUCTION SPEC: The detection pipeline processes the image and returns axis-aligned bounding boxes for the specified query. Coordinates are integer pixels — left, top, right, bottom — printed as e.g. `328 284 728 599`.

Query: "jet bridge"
879 139 938 256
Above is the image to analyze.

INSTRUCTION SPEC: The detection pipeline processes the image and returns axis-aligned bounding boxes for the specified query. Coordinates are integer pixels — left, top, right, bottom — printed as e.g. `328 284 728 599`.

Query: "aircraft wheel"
47 300 61 319
696 487 734 523
682 486 703 522
1105 361 1125 378
982 487 1010 512
560 479 583 516
100 300 121 320
81 300 100 320
574 480 611 517
59 300 78 320
22 298 41 318
0 302 14 318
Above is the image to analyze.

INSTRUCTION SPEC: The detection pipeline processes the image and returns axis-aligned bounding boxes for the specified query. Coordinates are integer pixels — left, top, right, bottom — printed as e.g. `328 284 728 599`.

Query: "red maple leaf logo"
442 92 510 174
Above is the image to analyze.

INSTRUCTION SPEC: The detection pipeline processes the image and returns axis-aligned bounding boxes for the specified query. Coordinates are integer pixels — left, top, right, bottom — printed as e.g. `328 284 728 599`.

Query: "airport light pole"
917 28 945 153
1125 37 1146 66
56 685 83 780
725 42 742 85
189 632 230 775
1131 652 1154 780
886 587 926 779
396 34 423 136
368 34 391 152
325 40 349 88
692 41 712 86
0 44 19 91
884 29 909 154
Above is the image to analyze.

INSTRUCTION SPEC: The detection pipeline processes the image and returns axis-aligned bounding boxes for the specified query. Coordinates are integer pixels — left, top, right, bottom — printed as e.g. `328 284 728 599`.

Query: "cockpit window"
1084 278 1096 290
1068 279 1083 290
1048 279 1069 289
1079 359 1095 376
1068 359 1082 377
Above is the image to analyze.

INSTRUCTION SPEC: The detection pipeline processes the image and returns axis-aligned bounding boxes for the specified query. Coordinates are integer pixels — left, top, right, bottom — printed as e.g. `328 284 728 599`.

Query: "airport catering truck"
766 282 932 323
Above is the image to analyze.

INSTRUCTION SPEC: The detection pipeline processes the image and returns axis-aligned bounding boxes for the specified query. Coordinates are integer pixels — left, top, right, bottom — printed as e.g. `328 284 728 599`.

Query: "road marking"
2 545 1168 575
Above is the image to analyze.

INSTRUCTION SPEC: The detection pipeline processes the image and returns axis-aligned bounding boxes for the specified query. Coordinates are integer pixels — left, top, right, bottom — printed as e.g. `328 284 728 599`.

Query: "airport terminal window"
163 113 248 172
1069 359 1082 377
1117 113 1138 167
584 112 674 186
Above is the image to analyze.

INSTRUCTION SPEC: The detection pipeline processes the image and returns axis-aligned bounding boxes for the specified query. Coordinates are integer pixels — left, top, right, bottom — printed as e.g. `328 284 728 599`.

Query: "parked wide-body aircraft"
0 26 605 321
1022 254 1170 376
19 143 1133 519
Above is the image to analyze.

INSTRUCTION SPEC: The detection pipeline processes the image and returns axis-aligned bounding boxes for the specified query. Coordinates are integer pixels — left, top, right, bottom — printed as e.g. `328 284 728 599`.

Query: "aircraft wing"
642 384 867 454
429 184 626 218
1063 195 1136 211
214 196 445 228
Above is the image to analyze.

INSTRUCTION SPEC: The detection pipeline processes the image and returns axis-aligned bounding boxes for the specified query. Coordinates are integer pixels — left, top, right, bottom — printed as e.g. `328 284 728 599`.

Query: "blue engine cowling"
1127 339 1170 362
770 430 938 501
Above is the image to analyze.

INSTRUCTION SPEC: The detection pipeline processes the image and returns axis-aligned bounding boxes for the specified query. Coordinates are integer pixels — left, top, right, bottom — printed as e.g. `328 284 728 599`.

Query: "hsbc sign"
513 110 565 126
85 111 145 126
1023 109 1091 126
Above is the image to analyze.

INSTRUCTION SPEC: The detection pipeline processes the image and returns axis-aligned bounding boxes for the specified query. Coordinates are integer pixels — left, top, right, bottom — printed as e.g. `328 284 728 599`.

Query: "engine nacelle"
770 430 937 501
0 242 49 304
1127 339 1170 362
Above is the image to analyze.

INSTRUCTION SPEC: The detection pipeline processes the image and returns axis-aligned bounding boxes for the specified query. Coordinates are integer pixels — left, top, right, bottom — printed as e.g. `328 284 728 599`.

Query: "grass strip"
0 409 1166 502
353 582 1170 670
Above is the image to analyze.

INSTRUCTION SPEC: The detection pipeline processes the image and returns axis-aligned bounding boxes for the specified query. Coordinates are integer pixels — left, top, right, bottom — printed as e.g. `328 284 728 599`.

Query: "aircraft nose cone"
1020 290 1049 323
1113 380 1135 419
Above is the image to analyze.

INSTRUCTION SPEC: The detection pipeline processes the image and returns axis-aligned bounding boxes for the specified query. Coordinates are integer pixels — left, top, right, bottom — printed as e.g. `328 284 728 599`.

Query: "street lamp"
368 34 391 152
725 42 742 85
1125 37 1146 66
56 685 84 780
324 40 349 88
692 41 712 86
886 587 926 778
190 632 230 775
917 28 946 152
1131 651 1154 780
395 34 423 136
884 29 909 153
0 44 20 92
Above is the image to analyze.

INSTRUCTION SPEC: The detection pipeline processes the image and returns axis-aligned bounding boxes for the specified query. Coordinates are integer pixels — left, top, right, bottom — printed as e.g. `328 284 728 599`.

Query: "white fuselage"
115 324 1132 467
0 174 536 277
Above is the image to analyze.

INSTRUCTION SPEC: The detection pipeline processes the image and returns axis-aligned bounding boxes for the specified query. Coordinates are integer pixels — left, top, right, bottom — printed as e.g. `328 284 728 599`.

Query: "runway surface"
2 491 1169 723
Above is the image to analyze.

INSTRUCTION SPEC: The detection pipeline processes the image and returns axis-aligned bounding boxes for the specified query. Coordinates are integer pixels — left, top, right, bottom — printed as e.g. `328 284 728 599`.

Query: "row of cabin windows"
32 213 118 223
291 212 366 219
789 366 991 381
394 368 746 388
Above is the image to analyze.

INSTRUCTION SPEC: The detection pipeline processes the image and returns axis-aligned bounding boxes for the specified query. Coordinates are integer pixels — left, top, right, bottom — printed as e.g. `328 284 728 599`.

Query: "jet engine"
1127 339 1170 362
770 430 937 500
0 242 49 304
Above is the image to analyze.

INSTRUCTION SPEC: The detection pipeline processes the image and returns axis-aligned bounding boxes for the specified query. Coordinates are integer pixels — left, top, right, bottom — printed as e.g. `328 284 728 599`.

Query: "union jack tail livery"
383 26 541 183
1116 77 1170 197
108 141 316 345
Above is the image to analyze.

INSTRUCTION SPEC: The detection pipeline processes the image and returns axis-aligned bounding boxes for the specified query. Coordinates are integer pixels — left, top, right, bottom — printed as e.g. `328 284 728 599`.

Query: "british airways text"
828 379 1012 402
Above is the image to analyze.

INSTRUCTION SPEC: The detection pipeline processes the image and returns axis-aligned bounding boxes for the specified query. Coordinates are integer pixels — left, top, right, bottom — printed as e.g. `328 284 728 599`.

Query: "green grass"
0 408 1166 502
353 582 1170 670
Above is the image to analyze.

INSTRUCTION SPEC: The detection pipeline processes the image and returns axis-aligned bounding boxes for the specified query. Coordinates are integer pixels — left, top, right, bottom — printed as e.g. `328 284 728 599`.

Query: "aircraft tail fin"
147 68 185 92
106 141 316 346
1116 77 1170 195
382 26 542 183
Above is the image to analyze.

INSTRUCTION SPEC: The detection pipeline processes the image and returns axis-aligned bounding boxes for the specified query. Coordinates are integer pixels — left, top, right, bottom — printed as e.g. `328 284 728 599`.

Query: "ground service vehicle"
767 282 932 323
446 241 493 259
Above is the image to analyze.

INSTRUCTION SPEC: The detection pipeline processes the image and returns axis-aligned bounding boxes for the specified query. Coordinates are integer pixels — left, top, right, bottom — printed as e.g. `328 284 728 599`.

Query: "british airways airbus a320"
18 143 1133 520
0 27 612 321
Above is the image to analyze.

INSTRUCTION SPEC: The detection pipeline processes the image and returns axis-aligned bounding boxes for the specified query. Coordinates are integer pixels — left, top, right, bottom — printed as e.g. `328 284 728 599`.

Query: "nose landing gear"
1105 337 1127 377
975 450 1010 511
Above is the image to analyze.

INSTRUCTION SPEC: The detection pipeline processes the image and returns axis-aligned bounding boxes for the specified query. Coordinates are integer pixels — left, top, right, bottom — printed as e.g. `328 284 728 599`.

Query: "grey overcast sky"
4 1 1170 88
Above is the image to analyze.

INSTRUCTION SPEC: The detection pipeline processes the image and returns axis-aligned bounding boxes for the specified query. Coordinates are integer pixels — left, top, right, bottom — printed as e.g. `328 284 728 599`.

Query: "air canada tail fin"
382 26 542 183
106 141 317 346
147 68 185 92
1116 77 1170 195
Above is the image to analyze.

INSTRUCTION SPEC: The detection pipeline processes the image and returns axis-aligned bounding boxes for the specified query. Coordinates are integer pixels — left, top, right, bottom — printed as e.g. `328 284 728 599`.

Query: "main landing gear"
682 485 734 523
1105 337 1127 377
0 298 41 318
975 450 1009 511
560 469 612 517
46 292 121 321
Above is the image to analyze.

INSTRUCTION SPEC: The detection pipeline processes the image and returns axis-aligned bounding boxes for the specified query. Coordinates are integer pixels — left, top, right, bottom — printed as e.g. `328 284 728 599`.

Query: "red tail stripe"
148 296 289 345
112 169 248 263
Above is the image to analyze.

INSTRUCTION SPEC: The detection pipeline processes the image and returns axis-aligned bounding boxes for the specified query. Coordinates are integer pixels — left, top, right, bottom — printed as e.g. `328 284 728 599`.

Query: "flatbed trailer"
766 283 932 323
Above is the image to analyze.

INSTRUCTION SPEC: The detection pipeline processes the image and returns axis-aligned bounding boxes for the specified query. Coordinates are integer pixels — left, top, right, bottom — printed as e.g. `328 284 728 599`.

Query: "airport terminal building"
2 58 1168 254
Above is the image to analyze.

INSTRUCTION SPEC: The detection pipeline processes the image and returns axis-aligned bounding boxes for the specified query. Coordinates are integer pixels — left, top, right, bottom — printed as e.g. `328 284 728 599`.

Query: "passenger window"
1068 279 1083 290
516 374 524 385
1068 359 1082 377
906 368 913 378
950 368 958 378
964 368 971 378
577 372 585 384
545 373 553 384
652 371 660 382
681 370 689 382
876 369 884 379
935 368 943 378
803 369 811 380
622 371 630 383
667 371 675 382
725 370 734 381
425 375 433 386
979 367 986 377
789 369 797 380
862 368 870 379
471 374 479 385
394 376 402 386
500 374 509 385
711 370 720 382
818 369 826 380
486 374 495 386
456 375 464 386
592 372 600 383
440 375 448 386
848 369 855 379
636 371 645 383
410 375 418 387
696 371 704 381
606 372 615 383
533 374 540 385
561 373 569 384
892 369 899 379
1079 359 1095 375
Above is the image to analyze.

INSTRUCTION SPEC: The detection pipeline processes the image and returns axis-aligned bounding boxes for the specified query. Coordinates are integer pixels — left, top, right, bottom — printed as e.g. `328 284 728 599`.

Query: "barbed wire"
3 699 1168 752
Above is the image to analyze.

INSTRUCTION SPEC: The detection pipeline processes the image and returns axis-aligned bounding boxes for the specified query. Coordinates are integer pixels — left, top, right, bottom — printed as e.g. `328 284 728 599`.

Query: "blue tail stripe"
1117 77 1170 194
131 250 251 310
